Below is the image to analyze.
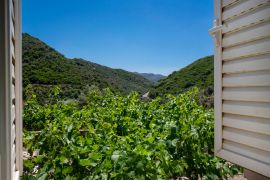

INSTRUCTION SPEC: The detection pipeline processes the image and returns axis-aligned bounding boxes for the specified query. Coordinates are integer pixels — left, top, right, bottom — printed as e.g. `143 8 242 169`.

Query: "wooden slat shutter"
0 0 22 179
210 0 270 177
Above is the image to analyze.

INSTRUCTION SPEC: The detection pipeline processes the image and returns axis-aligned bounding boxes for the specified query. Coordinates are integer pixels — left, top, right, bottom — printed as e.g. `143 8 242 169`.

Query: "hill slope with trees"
135 73 166 83
151 56 214 97
22 33 153 102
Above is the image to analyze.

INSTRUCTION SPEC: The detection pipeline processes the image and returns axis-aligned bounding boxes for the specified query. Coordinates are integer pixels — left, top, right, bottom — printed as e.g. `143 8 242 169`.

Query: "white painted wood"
10 35 15 59
0 15 12 175
223 54 270 73
223 37 270 61
12 84 15 100
11 0 23 176
223 113 270 135
222 0 241 8
11 105 15 124
223 100 270 119
11 123 16 144
223 71 270 87
222 5 270 34
223 20 270 48
11 144 16 177
223 0 270 21
14 0 23 174
223 140 270 165
218 149 270 177
1 0 22 178
213 0 223 154
223 87 270 102
223 127 270 152
10 17 14 39
12 164 15 180
212 0 270 177
11 62 15 79
14 171 20 180
10 0 14 21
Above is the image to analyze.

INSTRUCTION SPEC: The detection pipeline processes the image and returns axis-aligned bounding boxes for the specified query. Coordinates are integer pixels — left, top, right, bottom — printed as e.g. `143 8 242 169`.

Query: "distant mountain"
22 33 153 102
135 73 166 83
151 56 214 96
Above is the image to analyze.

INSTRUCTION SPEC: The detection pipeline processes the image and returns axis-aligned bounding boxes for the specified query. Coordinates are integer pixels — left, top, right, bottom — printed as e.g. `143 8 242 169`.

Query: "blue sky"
23 0 213 75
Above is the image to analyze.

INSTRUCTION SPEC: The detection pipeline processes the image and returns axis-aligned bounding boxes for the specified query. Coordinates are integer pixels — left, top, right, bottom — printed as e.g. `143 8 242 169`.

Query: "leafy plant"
23 87 239 179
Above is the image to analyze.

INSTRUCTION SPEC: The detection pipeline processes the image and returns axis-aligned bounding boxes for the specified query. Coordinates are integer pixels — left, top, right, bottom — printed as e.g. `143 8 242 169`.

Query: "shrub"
23 87 239 179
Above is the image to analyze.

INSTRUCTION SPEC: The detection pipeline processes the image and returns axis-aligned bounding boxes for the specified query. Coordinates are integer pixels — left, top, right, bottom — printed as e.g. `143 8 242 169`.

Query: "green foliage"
152 56 214 97
23 87 239 179
22 33 153 103
135 73 166 84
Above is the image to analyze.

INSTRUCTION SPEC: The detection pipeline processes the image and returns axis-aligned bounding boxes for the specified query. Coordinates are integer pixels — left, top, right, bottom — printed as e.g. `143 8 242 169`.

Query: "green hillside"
135 72 166 84
151 56 214 96
22 33 153 102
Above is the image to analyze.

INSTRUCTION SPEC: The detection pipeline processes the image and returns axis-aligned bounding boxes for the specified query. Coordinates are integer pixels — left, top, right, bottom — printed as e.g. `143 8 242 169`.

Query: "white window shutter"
0 0 22 179
210 0 270 177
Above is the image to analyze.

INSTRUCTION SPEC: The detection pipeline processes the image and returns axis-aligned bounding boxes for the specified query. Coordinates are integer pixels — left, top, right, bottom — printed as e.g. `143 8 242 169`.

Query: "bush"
23 87 239 179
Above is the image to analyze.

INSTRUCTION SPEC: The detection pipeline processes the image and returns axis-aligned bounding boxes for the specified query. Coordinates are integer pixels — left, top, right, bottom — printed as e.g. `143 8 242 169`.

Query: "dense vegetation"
23 87 239 179
23 33 153 103
151 56 214 97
